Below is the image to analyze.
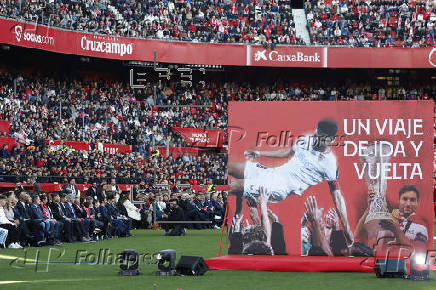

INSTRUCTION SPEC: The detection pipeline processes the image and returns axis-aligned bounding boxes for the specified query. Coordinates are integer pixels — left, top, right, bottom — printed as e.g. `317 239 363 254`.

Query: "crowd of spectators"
305 0 435 47
0 181 226 248
1 0 434 46
1 65 435 185
0 0 304 45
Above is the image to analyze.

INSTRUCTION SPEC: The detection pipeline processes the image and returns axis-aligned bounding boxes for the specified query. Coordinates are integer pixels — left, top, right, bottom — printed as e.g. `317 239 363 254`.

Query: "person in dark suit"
30 194 53 245
161 199 185 236
86 182 104 202
83 196 104 239
178 193 204 229
105 192 130 237
39 194 63 245
63 194 91 242
62 179 79 197
32 177 41 193
49 192 75 243
193 194 214 229
16 192 44 245
96 199 114 238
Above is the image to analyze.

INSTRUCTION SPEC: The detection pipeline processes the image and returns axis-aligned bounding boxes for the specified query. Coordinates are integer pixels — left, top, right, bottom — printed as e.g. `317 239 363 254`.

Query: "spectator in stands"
0 194 22 248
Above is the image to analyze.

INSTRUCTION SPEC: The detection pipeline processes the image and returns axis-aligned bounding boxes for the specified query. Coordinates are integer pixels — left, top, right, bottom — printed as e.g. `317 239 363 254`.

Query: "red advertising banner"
173 128 224 147
0 18 245 66
0 120 9 135
227 101 434 258
249 46 326 67
0 18 435 68
45 140 132 154
0 137 15 151
156 146 199 158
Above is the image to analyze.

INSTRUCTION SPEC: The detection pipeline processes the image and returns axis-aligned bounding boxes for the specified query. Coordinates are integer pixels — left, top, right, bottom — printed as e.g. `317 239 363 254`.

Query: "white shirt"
283 135 338 195
0 207 13 225
399 215 428 242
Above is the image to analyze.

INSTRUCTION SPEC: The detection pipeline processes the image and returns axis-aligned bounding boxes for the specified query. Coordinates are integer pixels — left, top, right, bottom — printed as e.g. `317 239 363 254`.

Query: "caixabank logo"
12 24 54 46
253 48 321 63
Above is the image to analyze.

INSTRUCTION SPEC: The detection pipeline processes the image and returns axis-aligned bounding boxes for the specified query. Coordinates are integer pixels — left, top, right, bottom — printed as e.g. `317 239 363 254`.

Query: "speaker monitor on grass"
176 256 209 276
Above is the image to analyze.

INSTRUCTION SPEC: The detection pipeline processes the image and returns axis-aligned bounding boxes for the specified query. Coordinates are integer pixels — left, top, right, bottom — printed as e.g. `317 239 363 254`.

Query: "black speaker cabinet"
176 256 209 276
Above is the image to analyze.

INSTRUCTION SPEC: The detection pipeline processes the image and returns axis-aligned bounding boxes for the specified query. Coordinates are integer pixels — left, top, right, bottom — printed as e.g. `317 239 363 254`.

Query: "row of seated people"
148 191 227 235
0 190 132 248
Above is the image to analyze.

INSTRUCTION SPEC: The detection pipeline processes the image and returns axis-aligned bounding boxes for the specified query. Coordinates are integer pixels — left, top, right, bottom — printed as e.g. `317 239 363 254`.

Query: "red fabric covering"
205 255 376 273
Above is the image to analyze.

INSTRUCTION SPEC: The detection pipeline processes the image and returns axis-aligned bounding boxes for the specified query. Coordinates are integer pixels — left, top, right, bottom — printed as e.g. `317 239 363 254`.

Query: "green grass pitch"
0 221 435 290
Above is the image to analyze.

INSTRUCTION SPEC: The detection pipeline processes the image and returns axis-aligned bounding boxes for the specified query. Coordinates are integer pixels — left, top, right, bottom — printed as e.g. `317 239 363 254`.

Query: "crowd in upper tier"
1 0 434 47
305 0 435 47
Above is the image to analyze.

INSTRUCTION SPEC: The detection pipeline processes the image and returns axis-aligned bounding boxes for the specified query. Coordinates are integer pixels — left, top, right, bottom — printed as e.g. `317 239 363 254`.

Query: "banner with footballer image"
227 101 434 258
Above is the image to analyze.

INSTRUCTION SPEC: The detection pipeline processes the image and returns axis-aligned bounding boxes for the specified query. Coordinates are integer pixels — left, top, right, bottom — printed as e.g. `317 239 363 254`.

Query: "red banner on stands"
96 142 132 154
173 128 224 147
228 101 434 257
0 120 9 135
156 147 199 158
45 140 132 154
0 18 434 68
0 137 15 151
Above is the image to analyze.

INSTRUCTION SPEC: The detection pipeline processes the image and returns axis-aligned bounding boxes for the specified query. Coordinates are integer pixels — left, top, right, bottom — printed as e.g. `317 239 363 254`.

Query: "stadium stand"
305 0 435 47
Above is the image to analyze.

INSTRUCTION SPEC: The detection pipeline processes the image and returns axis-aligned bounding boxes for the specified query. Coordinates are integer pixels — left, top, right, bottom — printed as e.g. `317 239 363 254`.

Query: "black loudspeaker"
176 256 209 276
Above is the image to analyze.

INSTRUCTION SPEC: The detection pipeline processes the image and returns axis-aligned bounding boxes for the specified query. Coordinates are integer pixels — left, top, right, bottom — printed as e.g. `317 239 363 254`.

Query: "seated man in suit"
49 192 75 243
105 192 131 237
179 193 206 229
29 194 55 246
72 196 96 240
39 194 63 245
96 198 114 239
15 191 41 245
83 196 104 238
193 194 215 229
62 194 91 242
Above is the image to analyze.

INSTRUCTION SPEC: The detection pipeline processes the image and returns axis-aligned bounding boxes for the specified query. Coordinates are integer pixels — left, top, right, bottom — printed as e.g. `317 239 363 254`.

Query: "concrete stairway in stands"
292 9 311 45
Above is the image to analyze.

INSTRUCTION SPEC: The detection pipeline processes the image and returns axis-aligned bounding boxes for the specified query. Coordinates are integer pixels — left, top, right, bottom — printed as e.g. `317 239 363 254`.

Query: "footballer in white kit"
228 118 354 244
